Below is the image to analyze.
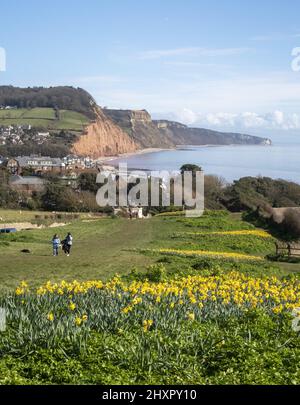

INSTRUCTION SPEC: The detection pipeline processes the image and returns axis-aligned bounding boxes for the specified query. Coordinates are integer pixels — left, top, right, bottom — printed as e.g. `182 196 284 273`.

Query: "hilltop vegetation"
0 108 90 132
224 176 300 211
0 86 96 119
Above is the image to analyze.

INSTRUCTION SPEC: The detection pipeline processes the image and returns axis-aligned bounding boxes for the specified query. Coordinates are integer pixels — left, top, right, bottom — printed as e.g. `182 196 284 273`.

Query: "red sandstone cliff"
72 108 138 158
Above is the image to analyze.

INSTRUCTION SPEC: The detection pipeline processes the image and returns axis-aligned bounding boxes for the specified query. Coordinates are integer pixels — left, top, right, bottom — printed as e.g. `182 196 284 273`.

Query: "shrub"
192 258 215 270
145 264 166 282
280 209 300 241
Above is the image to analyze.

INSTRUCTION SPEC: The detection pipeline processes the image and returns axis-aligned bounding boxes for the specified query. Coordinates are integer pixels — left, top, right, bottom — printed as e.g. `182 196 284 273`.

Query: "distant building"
9 175 45 194
60 171 79 188
6 155 63 175
62 154 94 169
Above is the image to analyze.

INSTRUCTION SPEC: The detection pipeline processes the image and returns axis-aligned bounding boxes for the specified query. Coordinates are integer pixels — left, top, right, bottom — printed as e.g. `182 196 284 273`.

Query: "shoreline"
97 147 176 163
97 143 271 164
92 142 300 184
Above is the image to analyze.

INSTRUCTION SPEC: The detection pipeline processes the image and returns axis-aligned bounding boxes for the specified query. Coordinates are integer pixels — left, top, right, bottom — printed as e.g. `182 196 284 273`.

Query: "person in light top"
52 234 60 256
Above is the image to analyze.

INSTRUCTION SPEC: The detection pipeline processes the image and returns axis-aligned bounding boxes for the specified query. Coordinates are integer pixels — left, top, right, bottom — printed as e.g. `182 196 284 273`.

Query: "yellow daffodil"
69 302 76 311
47 312 54 322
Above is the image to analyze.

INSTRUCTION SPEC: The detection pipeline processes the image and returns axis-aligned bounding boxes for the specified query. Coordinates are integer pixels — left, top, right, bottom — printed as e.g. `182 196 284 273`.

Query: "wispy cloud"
80 71 300 122
170 109 300 130
138 47 252 60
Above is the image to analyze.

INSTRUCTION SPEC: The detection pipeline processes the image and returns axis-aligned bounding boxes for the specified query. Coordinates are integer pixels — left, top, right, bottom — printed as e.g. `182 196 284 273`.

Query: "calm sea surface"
108 135 300 184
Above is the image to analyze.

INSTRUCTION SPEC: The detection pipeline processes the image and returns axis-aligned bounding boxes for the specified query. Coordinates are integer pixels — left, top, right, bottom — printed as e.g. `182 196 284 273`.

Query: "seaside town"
0 123 51 146
0 123 119 195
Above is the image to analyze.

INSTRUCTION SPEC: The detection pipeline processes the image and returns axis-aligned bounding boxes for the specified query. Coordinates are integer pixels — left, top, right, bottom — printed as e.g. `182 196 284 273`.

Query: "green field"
0 108 90 132
0 218 156 291
0 209 298 291
1 209 300 384
0 209 89 224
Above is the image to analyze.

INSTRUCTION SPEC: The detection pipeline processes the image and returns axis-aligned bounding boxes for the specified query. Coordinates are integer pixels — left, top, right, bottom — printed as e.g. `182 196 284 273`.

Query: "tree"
0 167 19 207
78 173 98 193
204 175 226 209
278 209 300 241
180 164 202 175
41 182 66 211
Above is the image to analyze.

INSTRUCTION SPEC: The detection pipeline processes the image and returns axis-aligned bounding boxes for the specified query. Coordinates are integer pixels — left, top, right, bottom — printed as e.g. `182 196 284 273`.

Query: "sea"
108 133 300 184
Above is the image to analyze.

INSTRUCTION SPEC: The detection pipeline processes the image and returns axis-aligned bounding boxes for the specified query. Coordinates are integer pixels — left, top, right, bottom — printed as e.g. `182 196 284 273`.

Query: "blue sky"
1 0 300 133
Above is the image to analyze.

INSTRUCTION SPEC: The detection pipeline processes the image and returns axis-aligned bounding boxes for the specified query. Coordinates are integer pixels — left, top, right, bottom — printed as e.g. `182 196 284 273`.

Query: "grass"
0 107 90 132
1 209 300 385
0 209 88 224
0 209 57 224
0 218 156 291
0 209 299 292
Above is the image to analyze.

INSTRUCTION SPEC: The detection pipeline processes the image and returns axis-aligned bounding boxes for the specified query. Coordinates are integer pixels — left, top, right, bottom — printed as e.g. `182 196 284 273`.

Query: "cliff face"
104 109 175 148
104 109 271 150
72 107 271 158
103 109 174 148
72 108 138 158
154 120 271 146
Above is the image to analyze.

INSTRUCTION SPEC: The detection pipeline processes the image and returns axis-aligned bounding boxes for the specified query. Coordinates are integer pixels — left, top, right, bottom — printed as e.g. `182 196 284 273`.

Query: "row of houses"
0 152 130 196
6 154 98 175
2 155 116 196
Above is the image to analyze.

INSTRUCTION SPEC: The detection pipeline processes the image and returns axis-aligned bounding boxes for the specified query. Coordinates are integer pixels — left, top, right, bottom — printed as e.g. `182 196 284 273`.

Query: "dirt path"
1 222 69 231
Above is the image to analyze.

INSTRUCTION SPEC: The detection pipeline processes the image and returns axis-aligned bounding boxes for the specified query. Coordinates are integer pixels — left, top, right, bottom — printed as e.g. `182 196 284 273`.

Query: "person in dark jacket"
62 232 73 256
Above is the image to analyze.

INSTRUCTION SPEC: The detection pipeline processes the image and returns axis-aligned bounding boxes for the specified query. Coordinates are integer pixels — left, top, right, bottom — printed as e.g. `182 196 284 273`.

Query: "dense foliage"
223 176 300 211
0 86 96 119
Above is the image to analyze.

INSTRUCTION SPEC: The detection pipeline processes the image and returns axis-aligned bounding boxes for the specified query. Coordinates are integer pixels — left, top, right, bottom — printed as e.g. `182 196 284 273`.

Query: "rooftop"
9 175 45 185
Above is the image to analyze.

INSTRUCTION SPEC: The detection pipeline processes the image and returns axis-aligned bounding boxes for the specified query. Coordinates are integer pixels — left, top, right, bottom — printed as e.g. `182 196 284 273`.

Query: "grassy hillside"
0 86 96 119
0 210 300 384
0 209 298 291
0 107 90 132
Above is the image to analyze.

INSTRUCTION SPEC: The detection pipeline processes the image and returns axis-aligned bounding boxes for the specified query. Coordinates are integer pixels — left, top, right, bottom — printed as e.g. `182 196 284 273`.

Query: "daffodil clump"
13 272 300 317
155 248 264 261
174 230 272 238
0 271 297 354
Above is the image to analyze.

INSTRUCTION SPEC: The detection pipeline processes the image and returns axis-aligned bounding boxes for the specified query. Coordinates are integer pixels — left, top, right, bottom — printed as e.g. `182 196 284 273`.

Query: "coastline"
97 142 271 164
97 147 176 163
90 141 300 184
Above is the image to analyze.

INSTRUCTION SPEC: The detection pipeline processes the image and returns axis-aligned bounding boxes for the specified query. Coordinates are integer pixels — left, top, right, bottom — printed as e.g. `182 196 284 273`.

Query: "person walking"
52 234 60 257
63 232 73 256
137 205 143 219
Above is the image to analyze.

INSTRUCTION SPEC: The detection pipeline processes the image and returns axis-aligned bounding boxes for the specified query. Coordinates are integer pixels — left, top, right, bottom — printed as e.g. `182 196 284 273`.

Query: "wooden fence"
275 241 300 257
